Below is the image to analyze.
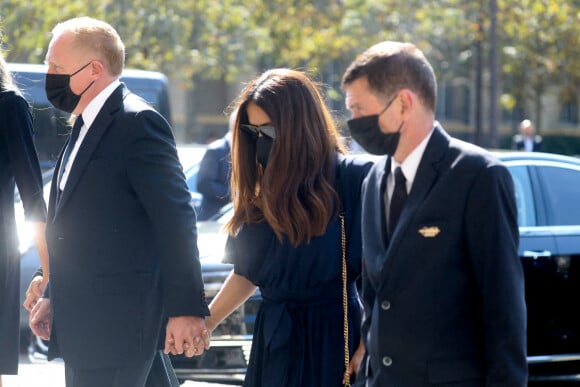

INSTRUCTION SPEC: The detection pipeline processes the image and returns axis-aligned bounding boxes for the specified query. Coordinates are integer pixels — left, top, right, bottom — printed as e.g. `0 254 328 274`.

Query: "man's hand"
164 316 211 357
30 297 51 340
23 275 47 311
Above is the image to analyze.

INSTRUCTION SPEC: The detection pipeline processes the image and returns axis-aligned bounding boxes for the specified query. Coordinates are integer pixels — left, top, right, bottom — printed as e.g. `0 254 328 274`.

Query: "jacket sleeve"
124 109 209 317
465 163 528 385
1 92 47 222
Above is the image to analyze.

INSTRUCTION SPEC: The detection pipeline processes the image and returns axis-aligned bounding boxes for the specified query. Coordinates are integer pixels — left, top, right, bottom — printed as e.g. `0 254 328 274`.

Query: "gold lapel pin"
418 226 440 238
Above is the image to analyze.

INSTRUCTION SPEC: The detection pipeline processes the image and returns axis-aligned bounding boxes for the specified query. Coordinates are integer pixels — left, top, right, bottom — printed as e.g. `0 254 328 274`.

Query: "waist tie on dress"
260 281 358 352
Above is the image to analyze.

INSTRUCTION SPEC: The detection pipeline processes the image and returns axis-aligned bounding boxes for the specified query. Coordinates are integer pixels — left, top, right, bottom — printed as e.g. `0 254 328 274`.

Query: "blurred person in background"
196 110 235 220
512 119 542 152
205 68 374 386
0 50 49 387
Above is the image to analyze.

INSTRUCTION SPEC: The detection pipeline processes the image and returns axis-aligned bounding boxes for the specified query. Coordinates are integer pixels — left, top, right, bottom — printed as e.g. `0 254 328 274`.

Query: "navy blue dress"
226 154 374 387
0 90 47 374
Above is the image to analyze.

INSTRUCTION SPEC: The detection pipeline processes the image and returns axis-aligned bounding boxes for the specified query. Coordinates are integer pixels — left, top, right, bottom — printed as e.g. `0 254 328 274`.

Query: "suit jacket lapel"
48 149 64 223
363 156 389 253
381 124 450 276
55 85 125 214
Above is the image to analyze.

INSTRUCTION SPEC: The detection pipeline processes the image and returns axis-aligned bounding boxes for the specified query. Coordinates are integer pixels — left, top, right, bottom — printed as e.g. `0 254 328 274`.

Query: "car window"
507 165 536 227
536 165 580 226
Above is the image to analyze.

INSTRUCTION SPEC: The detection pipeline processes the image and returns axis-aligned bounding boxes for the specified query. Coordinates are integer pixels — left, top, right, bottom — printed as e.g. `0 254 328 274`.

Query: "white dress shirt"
385 127 434 220
59 80 121 191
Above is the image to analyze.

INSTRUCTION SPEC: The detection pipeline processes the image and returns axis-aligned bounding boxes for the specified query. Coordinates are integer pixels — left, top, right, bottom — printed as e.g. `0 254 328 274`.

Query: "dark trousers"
146 351 180 387
65 351 178 387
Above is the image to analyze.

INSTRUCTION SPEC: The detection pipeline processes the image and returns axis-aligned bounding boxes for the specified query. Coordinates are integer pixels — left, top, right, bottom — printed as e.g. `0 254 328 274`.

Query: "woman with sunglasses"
205 68 374 386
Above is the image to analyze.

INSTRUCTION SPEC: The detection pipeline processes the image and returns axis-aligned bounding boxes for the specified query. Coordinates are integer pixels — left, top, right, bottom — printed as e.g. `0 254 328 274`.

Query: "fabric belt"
260 281 358 351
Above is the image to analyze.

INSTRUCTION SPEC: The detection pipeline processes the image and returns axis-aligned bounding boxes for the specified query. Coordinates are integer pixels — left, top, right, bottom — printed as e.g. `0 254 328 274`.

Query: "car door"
529 161 580 357
507 162 560 357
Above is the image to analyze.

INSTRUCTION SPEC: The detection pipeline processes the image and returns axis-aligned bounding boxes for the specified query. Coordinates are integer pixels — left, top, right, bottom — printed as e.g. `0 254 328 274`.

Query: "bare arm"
205 271 257 331
33 221 49 282
23 222 49 311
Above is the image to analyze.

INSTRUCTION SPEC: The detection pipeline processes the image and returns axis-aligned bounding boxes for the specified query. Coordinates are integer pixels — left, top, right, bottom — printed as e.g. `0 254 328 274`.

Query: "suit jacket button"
381 300 391 310
382 356 393 367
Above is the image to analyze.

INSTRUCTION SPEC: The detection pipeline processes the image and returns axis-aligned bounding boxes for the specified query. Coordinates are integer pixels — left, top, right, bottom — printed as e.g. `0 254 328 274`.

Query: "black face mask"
256 136 274 168
45 62 94 113
347 114 402 156
347 93 404 156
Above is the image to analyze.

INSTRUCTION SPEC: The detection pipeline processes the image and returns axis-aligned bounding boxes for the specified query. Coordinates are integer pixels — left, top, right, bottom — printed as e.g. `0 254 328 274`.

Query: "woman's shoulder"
334 153 379 205
337 152 379 179
0 89 28 110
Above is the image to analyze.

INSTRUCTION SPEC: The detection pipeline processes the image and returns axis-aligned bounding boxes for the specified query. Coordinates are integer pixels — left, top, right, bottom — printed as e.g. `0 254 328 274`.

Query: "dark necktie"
388 167 408 237
58 115 83 190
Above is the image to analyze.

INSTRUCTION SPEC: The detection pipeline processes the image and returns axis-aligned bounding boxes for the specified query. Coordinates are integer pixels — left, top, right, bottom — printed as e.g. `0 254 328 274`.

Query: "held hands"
164 316 211 357
23 275 47 311
29 297 51 340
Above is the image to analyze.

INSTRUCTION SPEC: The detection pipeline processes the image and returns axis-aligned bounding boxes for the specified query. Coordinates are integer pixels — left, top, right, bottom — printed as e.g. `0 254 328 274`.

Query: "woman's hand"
23 275 47 311
343 339 365 385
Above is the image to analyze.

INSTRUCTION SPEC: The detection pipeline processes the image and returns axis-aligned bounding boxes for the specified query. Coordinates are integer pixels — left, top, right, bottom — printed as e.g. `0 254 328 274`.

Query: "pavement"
2 353 230 387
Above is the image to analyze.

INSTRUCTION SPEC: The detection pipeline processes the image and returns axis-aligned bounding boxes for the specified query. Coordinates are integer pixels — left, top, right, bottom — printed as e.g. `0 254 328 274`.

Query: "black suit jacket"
45 84 209 369
359 125 527 386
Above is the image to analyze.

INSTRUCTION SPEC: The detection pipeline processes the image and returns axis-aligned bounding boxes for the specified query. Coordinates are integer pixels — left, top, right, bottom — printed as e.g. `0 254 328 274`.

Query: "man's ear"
398 89 414 118
90 60 105 77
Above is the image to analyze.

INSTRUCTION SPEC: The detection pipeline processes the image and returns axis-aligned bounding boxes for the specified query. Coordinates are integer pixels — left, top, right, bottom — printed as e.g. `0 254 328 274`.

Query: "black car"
497 151 580 382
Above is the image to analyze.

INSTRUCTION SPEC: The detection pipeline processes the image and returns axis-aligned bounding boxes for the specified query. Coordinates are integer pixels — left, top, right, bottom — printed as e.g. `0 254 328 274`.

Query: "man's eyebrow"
45 60 62 69
347 101 361 110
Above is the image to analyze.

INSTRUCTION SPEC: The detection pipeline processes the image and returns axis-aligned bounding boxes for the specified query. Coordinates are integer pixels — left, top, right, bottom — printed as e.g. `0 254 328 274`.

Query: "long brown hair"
225 69 346 246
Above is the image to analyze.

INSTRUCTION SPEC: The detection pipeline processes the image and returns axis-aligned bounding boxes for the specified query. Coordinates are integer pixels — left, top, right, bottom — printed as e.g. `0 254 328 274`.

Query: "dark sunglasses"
239 124 276 140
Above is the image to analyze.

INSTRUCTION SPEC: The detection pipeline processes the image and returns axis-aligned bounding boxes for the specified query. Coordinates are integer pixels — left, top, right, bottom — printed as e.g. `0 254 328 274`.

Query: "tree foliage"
0 0 472 83
499 0 580 126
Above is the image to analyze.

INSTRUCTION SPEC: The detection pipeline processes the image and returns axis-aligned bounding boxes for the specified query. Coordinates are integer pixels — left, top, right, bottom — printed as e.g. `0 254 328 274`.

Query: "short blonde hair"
51 17 125 76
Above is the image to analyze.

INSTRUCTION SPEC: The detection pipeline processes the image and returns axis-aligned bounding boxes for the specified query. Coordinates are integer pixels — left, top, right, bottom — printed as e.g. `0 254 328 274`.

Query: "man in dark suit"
341 41 527 386
29 17 209 387
196 131 231 220
512 119 543 152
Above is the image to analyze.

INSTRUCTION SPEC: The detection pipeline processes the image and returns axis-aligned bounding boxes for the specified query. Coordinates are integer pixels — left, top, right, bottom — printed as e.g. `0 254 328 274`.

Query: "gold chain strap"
340 213 351 387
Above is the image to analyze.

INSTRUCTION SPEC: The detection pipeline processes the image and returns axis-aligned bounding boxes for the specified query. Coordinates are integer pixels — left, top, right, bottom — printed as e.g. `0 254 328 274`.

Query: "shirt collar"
81 80 121 129
391 126 434 191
